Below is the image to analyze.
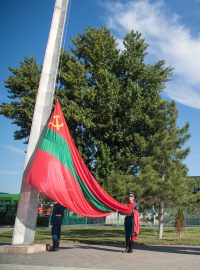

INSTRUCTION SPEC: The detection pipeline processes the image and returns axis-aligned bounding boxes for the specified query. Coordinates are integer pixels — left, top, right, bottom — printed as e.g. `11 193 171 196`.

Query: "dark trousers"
124 216 134 252
52 224 61 240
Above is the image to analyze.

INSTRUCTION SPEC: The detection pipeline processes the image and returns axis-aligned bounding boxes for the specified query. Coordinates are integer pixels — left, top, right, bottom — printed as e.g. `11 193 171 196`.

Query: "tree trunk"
158 200 164 239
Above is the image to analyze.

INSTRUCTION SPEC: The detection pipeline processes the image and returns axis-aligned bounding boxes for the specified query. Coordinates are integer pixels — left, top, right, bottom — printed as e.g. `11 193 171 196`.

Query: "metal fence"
1 206 200 227
62 209 105 225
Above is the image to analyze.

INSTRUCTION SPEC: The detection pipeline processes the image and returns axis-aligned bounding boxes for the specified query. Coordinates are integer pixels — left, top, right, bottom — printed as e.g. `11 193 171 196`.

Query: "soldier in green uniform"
123 192 140 253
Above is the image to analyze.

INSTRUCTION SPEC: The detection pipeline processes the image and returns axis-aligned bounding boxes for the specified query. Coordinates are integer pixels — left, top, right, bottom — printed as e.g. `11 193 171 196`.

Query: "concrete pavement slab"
0 243 199 270
0 266 111 270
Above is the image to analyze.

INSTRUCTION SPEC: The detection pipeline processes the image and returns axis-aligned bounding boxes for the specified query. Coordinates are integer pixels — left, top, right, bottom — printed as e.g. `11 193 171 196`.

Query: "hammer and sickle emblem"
49 115 64 131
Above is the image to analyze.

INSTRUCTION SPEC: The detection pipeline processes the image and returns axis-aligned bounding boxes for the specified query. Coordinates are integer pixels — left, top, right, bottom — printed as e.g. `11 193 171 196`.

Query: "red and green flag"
26 100 132 217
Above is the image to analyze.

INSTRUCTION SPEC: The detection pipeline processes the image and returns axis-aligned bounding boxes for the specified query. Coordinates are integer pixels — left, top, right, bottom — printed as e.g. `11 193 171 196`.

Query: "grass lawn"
0 226 200 246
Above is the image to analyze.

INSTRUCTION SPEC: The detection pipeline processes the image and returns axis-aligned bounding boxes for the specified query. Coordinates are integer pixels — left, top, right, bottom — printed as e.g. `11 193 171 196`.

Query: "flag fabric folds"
26 100 133 217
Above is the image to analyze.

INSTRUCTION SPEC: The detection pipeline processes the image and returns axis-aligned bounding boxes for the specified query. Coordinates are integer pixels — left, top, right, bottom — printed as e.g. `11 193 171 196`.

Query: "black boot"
57 240 60 249
52 239 59 251
122 236 130 253
127 239 134 253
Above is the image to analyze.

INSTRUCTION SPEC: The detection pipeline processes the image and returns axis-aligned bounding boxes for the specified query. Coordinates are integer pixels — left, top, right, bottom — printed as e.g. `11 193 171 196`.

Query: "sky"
1 0 200 194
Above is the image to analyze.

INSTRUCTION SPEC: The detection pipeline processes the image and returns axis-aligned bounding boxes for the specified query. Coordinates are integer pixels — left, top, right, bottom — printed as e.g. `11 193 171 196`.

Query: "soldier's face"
128 196 135 203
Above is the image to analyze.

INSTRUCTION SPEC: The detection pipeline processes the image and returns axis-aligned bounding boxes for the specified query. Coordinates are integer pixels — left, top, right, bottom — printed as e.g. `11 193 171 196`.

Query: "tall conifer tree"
1 27 188 208
136 101 190 238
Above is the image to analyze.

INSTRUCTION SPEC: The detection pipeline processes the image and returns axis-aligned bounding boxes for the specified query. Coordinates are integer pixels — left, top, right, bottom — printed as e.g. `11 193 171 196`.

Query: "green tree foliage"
187 176 200 215
135 100 190 238
0 57 40 143
56 28 172 191
1 27 182 202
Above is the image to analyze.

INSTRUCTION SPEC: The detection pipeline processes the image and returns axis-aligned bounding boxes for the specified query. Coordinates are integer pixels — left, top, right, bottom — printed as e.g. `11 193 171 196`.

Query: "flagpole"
12 0 69 245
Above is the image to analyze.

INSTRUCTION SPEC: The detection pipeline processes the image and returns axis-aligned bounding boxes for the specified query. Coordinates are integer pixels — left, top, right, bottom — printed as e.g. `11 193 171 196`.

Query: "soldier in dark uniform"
50 203 65 251
123 192 139 253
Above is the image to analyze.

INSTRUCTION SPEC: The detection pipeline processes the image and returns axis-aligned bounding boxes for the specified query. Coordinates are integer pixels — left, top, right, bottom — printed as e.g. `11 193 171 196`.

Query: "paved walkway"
0 242 199 270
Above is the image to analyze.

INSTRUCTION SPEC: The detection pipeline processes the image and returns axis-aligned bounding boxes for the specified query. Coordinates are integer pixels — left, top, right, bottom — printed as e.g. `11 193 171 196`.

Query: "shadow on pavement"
136 244 200 256
58 246 76 250
76 242 200 256
76 244 123 253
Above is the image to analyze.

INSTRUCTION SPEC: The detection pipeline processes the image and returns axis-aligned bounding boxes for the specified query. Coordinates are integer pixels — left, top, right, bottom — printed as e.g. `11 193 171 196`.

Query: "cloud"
105 0 200 109
0 144 25 154
0 170 20 175
166 81 200 109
